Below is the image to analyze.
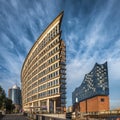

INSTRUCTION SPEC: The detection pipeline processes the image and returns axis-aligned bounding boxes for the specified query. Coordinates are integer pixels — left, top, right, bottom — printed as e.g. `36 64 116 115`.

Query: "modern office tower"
21 12 66 113
72 62 109 113
8 85 22 110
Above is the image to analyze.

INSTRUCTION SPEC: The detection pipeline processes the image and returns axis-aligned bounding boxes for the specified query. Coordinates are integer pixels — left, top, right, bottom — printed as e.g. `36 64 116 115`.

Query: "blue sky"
0 0 120 109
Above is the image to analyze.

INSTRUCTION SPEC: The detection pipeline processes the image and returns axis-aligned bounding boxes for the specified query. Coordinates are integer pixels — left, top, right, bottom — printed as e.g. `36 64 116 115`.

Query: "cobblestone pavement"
0 114 30 120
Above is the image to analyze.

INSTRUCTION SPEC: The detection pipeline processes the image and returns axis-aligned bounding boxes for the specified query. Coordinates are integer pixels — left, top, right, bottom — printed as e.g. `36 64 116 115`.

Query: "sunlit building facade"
72 62 109 113
21 12 66 113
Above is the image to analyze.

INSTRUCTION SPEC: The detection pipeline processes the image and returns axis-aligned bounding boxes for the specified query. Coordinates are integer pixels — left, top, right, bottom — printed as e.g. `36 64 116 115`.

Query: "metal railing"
25 113 66 120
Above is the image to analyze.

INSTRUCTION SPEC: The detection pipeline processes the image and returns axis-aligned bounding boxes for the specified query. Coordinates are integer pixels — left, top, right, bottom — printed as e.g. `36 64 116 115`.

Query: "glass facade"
8 85 22 105
72 62 109 104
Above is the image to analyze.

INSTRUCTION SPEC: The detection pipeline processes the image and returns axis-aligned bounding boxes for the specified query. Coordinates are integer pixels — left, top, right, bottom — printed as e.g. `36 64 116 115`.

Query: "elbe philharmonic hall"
72 62 109 113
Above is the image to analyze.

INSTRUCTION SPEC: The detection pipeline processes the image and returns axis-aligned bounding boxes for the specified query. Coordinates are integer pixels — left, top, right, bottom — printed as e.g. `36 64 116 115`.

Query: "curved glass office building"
21 12 66 113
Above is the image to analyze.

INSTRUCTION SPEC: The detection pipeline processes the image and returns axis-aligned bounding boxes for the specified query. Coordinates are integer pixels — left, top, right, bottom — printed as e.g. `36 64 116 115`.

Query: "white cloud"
19 36 33 53
1 33 14 49
108 59 120 81
110 99 120 110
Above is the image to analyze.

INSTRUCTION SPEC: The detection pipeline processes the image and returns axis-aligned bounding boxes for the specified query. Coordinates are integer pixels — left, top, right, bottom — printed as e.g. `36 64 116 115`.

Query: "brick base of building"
73 96 109 113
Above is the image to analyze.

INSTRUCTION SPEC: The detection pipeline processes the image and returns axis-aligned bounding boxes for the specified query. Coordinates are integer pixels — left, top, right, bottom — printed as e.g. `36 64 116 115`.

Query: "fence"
25 113 66 120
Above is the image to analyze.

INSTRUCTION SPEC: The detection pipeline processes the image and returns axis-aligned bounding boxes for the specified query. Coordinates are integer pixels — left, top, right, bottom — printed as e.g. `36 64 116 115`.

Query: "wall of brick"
98 96 109 111
79 100 86 112
79 96 109 113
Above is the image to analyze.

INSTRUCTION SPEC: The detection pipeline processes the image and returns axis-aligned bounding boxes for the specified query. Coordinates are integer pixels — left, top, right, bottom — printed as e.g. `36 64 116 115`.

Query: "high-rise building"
21 12 66 113
72 62 109 113
8 85 22 111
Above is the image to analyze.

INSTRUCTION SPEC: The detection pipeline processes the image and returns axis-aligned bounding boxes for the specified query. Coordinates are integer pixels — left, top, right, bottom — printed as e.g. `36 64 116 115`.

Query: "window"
56 79 58 84
56 71 58 76
55 88 58 94
101 98 104 102
56 63 58 68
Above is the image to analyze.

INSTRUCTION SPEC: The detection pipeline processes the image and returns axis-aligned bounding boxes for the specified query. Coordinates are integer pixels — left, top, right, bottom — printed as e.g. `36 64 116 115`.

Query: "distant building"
8 85 22 111
72 62 109 113
67 106 73 113
21 12 66 113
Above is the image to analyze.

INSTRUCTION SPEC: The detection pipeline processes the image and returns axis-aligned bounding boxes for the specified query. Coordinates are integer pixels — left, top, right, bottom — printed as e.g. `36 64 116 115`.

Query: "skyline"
0 0 120 109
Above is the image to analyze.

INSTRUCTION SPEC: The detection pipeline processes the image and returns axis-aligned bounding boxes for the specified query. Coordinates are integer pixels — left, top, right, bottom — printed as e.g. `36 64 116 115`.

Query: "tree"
0 86 15 113
0 86 6 109
5 98 15 113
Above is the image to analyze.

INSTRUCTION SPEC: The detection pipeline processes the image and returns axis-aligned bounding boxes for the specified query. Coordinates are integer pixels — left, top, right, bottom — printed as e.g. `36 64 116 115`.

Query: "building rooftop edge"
21 11 64 80
73 61 108 92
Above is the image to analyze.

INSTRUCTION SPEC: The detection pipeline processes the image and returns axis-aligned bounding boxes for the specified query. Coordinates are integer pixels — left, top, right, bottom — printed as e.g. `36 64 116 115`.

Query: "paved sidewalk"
1 114 30 120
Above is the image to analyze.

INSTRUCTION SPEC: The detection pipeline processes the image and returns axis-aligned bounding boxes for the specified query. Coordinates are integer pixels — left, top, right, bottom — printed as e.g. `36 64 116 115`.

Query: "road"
0 114 30 120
